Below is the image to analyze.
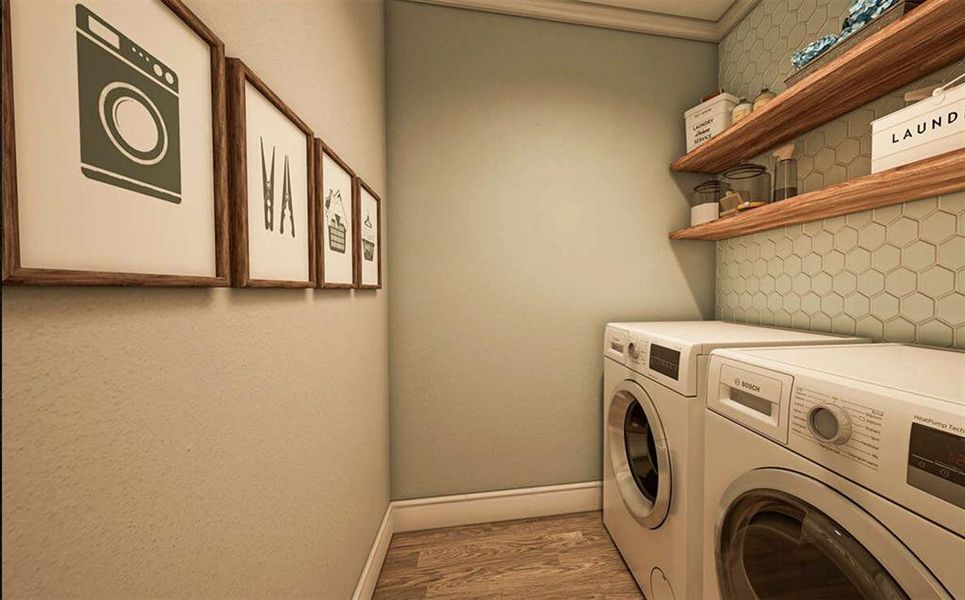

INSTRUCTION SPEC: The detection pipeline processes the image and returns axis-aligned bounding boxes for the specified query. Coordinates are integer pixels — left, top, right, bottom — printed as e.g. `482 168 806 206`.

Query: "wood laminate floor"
372 511 644 599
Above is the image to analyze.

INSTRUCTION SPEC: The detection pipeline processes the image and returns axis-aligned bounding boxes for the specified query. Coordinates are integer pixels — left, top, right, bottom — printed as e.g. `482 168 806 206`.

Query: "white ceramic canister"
691 202 720 226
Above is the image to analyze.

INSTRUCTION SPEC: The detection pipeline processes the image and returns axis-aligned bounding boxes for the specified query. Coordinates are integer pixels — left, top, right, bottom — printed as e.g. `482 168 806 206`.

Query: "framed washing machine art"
355 178 382 289
225 58 315 288
1 0 230 285
314 139 357 289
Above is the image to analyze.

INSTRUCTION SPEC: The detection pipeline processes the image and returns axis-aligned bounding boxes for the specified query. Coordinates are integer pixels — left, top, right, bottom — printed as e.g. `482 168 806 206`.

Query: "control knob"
806 404 852 445
628 341 640 360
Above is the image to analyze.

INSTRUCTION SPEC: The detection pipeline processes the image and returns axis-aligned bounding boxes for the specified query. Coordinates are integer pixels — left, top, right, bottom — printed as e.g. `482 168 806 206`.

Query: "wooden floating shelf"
669 149 965 241
671 0 965 174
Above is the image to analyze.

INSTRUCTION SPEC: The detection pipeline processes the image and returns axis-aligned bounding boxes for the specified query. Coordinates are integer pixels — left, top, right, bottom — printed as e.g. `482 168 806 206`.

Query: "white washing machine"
703 343 964 599
602 321 867 600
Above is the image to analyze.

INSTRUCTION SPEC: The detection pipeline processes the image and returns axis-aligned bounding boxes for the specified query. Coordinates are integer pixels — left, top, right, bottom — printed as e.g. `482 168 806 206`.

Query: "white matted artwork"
356 179 382 289
3 0 229 285
226 58 314 287
315 140 356 288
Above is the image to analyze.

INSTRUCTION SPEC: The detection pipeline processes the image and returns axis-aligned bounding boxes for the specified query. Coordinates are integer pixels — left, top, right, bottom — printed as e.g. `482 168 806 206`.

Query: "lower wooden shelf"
669 149 965 241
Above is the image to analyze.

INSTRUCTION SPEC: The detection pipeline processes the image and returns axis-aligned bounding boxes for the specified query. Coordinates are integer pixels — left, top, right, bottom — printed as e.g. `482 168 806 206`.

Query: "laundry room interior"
1 0 963 598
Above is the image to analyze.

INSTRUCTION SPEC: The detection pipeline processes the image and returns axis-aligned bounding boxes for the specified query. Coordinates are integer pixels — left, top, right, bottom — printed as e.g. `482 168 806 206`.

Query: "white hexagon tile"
714 0 965 348
716 193 965 347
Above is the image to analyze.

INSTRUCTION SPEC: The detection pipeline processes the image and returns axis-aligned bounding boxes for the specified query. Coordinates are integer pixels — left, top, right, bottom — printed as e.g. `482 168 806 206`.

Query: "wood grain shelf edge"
670 0 965 174
669 149 965 241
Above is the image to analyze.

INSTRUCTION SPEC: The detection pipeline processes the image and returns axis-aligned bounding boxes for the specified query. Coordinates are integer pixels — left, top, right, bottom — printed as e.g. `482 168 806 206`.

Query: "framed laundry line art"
314 139 357 288
355 178 382 289
226 58 315 287
2 0 230 285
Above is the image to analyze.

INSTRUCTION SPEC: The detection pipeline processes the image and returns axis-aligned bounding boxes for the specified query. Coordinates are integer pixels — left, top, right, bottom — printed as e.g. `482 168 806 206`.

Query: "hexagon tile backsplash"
714 0 965 348
715 194 965 347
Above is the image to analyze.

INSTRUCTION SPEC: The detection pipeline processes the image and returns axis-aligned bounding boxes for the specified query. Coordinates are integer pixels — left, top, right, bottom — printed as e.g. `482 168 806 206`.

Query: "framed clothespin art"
226 58 315 287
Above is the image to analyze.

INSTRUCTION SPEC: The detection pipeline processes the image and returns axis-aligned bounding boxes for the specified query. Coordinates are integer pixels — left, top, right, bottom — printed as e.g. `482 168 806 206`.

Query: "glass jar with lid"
723 163 771 210
691 180 730 207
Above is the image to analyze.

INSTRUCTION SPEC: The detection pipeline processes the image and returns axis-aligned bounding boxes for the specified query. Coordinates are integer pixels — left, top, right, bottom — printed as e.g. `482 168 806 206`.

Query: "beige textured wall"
715 0 964 346
1 1 388 598
386 1 718 499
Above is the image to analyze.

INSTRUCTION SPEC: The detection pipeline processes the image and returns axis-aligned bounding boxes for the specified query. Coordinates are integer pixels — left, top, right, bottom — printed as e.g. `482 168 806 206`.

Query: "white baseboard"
351 480 602 599
351 505 394 600
392 480 603 533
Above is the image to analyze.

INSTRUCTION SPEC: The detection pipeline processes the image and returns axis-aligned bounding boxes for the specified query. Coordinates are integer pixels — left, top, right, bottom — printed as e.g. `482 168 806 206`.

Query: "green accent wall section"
386 0 719 500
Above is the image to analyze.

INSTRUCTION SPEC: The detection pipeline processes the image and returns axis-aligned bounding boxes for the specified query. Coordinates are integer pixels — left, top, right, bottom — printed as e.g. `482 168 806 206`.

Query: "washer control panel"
791 385 883 470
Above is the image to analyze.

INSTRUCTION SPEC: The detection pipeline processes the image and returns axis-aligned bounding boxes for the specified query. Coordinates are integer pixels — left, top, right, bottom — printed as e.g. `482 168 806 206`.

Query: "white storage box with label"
871 80 965 173
684 93 739 153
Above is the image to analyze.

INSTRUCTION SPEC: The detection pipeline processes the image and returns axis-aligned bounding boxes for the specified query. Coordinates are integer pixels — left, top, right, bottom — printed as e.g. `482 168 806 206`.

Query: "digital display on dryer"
649 344 680 380
907 423 965 508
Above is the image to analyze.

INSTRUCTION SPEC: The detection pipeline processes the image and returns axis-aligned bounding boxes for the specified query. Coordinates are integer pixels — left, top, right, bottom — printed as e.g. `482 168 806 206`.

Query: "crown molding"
717 0 760 38
404 0 761 42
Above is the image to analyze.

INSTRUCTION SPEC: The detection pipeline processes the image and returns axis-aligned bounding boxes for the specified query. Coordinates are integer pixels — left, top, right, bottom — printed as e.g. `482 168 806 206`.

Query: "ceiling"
578 0 739 22
407 0 760 42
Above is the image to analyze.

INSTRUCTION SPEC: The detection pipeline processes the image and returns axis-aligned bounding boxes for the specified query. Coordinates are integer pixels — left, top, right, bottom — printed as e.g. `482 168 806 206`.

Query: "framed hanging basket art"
314 139 357 288
226 58 315 287
355 177 382 290
2 0 230 285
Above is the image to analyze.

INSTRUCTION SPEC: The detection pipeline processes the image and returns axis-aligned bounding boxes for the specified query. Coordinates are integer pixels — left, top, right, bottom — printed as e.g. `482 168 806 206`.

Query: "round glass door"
607 380 671 529
719 489 904 599
625 400 660 502
715 469 947 600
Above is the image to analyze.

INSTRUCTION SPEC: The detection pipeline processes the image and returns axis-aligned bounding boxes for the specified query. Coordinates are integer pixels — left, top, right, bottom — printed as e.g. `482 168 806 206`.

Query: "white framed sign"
355 178 382 289
226 58 314 287
315 140 356 288
2 0 229 285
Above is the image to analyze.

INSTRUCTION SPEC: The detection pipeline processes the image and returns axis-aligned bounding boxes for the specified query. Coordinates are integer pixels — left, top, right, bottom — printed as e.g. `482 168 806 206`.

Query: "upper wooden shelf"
669 149 965 241
671 0 965 174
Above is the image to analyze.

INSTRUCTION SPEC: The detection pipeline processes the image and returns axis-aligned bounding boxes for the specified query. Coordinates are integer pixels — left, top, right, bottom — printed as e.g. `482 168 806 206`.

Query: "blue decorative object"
840 0 899 41
791 35 839 70
791 0 900 70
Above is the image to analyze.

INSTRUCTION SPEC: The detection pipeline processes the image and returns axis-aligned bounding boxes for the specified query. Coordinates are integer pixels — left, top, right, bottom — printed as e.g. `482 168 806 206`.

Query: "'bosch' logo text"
735 378 760 393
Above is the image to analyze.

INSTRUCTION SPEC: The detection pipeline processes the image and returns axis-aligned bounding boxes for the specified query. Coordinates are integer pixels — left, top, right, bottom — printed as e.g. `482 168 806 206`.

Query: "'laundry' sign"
871 84 965 173
890 106 961 144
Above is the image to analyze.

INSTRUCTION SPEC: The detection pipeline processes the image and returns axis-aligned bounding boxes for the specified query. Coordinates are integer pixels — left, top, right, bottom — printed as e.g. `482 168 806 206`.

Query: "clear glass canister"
691 180 730 207
773 158 798 201
723 163 771 209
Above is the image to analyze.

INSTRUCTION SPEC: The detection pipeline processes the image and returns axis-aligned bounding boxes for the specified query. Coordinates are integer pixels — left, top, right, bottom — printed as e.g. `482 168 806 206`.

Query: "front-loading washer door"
714 469 949 599
608 379 671 529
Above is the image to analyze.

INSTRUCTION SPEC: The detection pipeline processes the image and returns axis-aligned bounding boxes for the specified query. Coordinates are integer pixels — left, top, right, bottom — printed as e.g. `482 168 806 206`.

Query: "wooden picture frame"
2 0 230 286
314 139 357 289
226 58 315 288
354 177 382 290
